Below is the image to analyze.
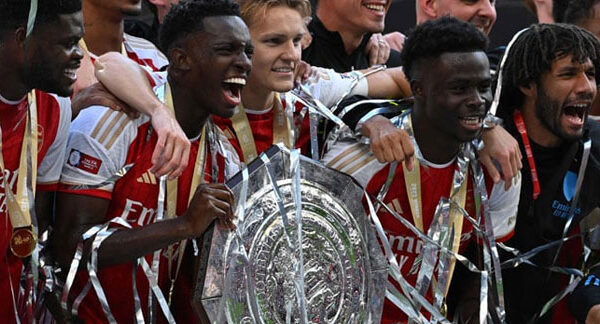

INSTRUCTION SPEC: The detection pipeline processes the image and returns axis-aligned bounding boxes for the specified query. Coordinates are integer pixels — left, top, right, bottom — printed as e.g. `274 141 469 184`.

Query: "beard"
535 86 585 142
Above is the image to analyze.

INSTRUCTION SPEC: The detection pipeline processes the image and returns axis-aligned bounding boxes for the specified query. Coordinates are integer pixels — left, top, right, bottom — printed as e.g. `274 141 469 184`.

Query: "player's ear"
519 82 537 98
168 47 192 72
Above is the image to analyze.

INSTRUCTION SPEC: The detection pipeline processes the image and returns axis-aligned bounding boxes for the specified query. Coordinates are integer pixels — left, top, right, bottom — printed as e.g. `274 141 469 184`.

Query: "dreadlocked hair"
497 23 600 120
563 0 600 24
0 0 81 34
401 16 488 82
159 0 240 55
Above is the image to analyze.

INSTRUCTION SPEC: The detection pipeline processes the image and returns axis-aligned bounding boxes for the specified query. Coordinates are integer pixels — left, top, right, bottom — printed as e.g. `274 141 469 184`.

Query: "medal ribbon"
163 83 207 306
513 110 541 199
231 93 291 162
1 92 38 256
401 114 468 298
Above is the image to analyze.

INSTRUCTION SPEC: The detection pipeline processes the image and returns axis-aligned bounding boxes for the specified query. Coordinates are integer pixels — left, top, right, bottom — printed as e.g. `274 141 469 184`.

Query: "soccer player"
213 0 412 163
322 17 520 323
54 0 250 323
495 23 600 324
0 0 189 322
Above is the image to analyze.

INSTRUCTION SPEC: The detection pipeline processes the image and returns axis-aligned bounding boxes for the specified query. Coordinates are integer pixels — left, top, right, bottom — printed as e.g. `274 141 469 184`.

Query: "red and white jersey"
0 91 71 324
87 33 168 87
213 68 368 162
58 103 240 323
322 139 520 323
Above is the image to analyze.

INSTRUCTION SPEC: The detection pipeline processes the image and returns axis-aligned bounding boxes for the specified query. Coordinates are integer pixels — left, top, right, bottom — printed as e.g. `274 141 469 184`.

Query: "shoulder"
322 138 386 187
123 33 168 70
70 106 149 150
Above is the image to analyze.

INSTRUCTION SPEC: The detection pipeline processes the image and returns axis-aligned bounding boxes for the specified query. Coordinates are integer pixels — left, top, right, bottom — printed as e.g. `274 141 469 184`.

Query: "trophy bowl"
194 145 386 323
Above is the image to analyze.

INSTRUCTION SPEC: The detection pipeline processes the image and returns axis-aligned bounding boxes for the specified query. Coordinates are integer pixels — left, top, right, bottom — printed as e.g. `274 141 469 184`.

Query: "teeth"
364 3 385 11
273 67 292 72
64 68 77 78
461 117 482 125
223 77 246 85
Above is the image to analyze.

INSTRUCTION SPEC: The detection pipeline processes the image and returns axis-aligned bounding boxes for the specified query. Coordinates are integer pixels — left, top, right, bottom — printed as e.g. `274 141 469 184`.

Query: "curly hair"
496 23 600 119
400 16 489 82
563 0 600 24
159 0 240 55
0 0 81 34
240 0 311 26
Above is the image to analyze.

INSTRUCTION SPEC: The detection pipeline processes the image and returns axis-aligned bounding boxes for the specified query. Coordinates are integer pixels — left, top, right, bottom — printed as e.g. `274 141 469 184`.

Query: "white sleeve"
37 96 72 186
321 138 385 188
487 171 521 240
305 68 369 107
60 106 140 193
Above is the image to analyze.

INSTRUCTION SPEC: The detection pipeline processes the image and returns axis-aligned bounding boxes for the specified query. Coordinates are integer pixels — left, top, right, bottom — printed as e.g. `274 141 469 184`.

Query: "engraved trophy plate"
194 145 386 323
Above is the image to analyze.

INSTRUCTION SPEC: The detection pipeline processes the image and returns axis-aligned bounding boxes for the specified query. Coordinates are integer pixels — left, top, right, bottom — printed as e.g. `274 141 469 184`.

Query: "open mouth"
459 115 484 131
64 67 79 83
562 103 589 126
222 77 246 106
363 2 386 12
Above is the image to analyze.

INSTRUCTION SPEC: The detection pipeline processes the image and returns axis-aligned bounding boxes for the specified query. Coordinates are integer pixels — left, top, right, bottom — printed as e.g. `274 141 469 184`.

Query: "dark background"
309 0 538 48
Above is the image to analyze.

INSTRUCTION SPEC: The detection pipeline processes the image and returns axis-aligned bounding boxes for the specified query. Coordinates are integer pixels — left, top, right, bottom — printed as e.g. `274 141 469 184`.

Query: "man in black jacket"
496 23 600 323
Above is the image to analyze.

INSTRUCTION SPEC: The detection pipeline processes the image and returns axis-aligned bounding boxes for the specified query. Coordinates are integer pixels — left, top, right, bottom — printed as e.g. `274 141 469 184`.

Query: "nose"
574 71 596 97
477 0 497 24
72 41 84 61
281 39 301 63
234 50 252 75
466 88 486 109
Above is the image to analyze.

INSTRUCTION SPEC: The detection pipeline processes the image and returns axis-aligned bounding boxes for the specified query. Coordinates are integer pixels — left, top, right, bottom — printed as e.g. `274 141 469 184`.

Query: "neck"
411 106 460 164
536 5 554 23
168 78 209 139
241 83 276 111
521 101 563 147
82 1 124 55
0 56 28 101
317 9 365 55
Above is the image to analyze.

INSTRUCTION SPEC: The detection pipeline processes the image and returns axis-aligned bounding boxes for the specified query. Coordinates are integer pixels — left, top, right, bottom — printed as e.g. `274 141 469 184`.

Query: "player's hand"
148 106 190 180
480 125 523 190
361 115 414 168
71 82 138 118
294 60 312 86
365 33 390 67
183 183 235 236
383 31 406 52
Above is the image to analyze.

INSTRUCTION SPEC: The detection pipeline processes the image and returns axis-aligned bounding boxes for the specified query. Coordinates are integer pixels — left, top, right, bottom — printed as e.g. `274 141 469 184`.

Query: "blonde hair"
239 0 311 26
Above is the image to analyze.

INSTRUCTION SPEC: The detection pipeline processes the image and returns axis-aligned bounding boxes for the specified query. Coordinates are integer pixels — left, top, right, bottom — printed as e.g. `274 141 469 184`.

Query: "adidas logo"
137 171 157 184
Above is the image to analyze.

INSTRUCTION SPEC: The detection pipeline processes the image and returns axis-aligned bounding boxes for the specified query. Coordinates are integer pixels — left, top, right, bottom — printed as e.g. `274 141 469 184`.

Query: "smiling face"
246 5 304 94
418 51 492 142
324 0 391 33
24 12 84 97
431 0 496 35
533 55 597 141
184 15 252 118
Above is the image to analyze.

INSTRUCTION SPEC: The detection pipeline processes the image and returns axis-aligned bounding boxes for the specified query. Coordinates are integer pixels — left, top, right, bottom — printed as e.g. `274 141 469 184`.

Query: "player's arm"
94 52 190 179
54 185 233 269
363 66 411 99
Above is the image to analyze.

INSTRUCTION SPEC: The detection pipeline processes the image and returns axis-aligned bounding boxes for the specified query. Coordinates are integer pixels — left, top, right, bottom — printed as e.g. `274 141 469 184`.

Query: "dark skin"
410 51 493 164
0 12 83 232
54 15 252 270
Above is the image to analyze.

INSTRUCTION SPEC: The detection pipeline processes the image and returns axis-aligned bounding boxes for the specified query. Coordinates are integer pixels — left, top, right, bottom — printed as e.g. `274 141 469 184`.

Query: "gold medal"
10 227 37 258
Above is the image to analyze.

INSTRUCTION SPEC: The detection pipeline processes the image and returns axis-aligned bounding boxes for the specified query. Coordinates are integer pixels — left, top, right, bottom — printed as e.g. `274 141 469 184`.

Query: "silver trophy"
194 145 386 323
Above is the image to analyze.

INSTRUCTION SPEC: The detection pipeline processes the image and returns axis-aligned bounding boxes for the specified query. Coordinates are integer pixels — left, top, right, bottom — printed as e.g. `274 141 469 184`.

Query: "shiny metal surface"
195 145 386 323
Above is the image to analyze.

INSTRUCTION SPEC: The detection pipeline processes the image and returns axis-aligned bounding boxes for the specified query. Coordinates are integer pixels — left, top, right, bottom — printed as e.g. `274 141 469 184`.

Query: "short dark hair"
0 0 81 33
159 0 241 55
400 17 489 82
497 23 600 119
563 0 600 25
